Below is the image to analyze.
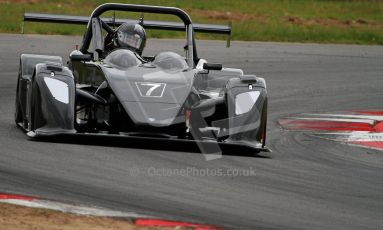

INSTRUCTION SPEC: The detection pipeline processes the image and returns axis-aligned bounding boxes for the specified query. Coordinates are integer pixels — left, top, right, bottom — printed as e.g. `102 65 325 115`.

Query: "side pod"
15 54 63 129
28 62 76 136
224 76 268 149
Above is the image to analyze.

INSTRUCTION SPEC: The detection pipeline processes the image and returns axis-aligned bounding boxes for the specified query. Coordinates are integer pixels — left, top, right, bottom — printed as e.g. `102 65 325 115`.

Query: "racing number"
141 83 162 96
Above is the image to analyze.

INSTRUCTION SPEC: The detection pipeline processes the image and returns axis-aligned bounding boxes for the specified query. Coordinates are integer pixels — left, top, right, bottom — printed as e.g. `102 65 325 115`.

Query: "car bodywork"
15 3 269 154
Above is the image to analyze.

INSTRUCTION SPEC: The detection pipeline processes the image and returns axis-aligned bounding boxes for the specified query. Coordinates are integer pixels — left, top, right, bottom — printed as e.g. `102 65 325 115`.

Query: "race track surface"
1 34 383 230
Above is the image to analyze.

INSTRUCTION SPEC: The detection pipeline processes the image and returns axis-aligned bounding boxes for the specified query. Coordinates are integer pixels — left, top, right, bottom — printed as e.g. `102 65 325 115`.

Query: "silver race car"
15 3 269 154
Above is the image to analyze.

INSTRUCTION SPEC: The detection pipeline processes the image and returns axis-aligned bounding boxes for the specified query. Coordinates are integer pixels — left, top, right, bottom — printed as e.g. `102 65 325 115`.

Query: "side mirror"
70 54 92 62
240 74 257 83
203 63 223 71
46 62 63 72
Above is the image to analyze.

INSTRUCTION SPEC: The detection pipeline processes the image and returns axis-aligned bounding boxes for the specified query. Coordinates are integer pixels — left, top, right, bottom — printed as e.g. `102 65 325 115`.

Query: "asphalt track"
1 34 383 230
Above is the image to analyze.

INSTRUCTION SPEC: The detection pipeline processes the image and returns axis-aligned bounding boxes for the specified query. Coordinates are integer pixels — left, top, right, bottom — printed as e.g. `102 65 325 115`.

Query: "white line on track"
301 113 383 121
287 117 375 125
0 199 150 218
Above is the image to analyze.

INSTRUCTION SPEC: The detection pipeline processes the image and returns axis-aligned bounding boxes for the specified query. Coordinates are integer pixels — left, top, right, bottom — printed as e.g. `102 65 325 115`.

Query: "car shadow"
31 134 271 159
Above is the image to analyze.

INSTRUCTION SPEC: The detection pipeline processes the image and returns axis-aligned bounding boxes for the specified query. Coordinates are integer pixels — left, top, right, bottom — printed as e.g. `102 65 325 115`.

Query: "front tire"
14 65 23 125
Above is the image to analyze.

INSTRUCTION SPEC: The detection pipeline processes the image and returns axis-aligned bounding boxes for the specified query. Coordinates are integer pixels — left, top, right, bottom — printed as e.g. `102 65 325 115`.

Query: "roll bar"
23 3 233 65
81 3 194 64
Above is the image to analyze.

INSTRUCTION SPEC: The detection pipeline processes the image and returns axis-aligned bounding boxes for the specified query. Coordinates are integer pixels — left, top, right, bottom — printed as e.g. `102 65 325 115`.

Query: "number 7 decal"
135 82 166 97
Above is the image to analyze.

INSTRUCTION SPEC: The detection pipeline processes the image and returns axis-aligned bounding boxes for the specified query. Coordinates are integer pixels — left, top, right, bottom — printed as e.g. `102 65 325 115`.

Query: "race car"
15 3 269 154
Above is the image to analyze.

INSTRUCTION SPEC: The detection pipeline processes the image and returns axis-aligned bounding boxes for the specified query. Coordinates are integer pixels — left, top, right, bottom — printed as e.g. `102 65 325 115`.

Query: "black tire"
14 65 23 124
261 99 268 148
30 80 44 132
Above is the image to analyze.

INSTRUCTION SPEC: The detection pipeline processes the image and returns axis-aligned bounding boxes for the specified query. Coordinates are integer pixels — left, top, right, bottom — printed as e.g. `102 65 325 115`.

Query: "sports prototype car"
15 3 269 154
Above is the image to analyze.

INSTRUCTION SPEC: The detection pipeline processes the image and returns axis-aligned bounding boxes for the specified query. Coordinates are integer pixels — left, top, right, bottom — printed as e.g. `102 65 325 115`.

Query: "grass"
0 0 382 44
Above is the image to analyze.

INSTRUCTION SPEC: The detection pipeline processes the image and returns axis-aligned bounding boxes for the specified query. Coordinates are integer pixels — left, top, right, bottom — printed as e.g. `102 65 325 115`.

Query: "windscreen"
104 49 141 69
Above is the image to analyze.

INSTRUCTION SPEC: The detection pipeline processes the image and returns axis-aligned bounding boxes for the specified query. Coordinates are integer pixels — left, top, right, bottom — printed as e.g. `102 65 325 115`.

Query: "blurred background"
1 0 382 44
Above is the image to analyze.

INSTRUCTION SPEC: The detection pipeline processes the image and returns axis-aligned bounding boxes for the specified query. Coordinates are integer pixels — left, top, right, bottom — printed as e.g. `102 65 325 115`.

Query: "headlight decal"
235 91 260 115
43 77 69 104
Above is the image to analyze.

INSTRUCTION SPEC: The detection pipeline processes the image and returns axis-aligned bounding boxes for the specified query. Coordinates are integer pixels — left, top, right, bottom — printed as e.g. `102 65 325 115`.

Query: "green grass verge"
0 0 382 44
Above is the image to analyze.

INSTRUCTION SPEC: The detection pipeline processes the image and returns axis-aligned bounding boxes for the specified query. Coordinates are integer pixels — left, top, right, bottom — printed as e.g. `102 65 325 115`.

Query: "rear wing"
22 12 232 46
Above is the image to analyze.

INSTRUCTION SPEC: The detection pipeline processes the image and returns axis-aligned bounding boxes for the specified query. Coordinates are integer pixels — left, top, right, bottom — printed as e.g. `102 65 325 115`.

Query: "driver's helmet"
107 22 146 55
